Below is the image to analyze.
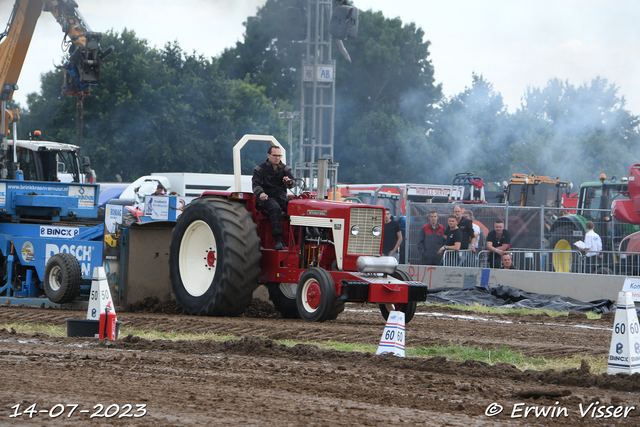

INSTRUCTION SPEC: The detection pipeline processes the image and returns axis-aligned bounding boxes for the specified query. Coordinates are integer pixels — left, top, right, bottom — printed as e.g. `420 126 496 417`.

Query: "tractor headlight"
350 225 360 236
372 226 382 236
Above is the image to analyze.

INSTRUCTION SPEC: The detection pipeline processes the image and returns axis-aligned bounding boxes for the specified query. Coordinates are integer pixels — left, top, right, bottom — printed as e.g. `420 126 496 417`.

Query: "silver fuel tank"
356 256 398 274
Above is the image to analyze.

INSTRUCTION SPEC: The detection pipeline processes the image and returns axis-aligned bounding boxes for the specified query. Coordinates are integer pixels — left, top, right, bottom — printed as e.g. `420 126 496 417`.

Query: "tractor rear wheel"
549 225 581 273
379 269 417 323
170 198 260 316
268 282 300 319
44 253 82 304
296 267 335 322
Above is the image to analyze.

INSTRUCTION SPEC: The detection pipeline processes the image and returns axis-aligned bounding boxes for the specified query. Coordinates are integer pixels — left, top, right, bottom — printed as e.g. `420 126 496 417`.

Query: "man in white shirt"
582 221 602 272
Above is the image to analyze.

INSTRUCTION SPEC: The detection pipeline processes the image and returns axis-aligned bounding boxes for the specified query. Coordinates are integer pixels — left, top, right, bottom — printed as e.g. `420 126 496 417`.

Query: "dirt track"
1 301 639 426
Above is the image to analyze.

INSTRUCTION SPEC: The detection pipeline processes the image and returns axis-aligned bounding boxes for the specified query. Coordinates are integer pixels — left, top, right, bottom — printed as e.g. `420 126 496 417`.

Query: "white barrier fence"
404 202 640 276
436 248 640 275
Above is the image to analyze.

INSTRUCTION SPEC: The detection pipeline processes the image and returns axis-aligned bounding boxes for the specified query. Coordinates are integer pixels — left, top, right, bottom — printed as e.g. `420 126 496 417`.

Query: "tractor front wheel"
327 301 345 320
379 269 417 323
296 267 336 322
268 282 300 318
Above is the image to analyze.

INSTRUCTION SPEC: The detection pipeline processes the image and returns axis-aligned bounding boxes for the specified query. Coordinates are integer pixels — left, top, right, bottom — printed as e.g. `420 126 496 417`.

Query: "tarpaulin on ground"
425 285 616 314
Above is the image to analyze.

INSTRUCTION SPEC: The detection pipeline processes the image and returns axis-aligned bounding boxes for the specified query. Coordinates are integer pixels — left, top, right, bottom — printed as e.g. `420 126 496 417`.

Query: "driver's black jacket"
252 159 295 201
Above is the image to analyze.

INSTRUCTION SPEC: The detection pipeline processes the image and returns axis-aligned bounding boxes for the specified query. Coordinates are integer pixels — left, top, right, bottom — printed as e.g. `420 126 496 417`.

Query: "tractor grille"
347 207 383 255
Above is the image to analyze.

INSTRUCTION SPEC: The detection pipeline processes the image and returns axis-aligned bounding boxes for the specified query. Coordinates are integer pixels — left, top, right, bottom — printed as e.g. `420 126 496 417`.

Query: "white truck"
100 172 254 209
150 172 253 197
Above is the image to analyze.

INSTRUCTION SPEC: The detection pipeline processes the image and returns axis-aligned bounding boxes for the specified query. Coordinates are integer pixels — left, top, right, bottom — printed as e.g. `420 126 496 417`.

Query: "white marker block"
86 266 116 321
376 310 405 357
607 291 640 375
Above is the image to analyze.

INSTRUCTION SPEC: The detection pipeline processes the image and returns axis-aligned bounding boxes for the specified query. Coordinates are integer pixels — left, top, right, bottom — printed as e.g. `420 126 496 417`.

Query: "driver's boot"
274 237 284 251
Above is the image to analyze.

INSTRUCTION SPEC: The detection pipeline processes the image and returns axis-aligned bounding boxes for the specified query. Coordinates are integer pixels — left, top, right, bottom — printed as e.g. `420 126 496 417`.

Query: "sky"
1 0 639 115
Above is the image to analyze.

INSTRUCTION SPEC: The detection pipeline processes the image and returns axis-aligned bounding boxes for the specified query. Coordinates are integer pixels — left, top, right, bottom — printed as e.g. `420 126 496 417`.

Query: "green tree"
335 10 440 121
426 74 510 183
340 111 443 183
220 4 443 184
20 30 287 182
518 77 640 184
333 10 442 183
219 0 305 102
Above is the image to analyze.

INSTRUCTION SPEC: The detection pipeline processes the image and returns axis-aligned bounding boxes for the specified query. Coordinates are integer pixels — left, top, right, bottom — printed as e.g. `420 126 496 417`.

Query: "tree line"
14 0 640 187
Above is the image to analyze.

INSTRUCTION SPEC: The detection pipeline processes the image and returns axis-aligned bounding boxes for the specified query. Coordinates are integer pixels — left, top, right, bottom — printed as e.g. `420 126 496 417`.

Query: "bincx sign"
303 65 335 82
40 225 79 239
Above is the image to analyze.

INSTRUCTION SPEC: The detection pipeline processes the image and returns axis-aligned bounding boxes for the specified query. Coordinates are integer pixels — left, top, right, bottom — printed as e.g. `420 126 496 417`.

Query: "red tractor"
168 136 428 323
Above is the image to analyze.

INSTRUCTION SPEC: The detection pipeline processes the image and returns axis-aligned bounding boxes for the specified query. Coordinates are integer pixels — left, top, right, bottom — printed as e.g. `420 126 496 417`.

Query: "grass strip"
1 322 608 373
422 302 603 319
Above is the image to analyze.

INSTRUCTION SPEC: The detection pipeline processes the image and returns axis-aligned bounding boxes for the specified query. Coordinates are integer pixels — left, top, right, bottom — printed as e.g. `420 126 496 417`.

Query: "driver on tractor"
252 146 295 251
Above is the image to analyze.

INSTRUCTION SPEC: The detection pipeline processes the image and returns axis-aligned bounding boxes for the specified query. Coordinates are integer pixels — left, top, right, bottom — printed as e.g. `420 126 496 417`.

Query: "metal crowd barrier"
495 249 581 272
441 249 476 267
440 249 640 275
578 250 640 276
441 249 585 272
404 201 640 276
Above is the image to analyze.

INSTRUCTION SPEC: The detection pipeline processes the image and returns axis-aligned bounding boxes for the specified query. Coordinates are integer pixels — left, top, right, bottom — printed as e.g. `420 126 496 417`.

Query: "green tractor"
548 174 638 273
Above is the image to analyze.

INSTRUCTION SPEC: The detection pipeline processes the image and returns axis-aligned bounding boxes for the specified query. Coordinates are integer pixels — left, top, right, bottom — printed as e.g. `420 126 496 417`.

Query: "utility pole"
76 94 84 158
278 110 300 155
295 0 338 199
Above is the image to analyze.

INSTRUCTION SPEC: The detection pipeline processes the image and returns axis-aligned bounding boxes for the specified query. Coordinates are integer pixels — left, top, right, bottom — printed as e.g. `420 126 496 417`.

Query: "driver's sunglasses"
270 154 282 157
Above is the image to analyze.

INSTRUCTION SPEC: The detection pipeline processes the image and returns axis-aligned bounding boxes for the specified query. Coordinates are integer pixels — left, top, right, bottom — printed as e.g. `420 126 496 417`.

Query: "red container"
99 309 117 340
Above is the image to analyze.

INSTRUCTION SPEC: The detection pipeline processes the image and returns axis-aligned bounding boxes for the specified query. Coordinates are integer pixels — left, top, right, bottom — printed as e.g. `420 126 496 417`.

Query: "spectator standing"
486 219 511 268
417 210 445 265
501 252 516 269
446 205 475 266
438 214 462 265
382 208 402 260
252 146 295 251
463 211 481 261
580 221 602 272
452 205 476 251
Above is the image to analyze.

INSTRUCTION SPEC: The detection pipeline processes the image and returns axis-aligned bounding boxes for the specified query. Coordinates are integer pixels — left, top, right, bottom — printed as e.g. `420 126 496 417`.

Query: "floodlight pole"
295 0 338 199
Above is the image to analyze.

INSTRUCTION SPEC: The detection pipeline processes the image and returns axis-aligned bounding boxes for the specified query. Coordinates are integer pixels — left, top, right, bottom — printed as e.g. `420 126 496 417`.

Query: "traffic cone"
607 291 640 375
87 266 116 321
376 311 405 357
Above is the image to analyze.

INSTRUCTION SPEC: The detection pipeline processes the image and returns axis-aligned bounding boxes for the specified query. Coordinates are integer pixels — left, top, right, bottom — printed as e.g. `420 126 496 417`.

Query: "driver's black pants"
258 198 289 238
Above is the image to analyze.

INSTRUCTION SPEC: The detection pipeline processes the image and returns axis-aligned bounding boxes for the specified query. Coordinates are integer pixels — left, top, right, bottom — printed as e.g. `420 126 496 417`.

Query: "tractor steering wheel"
288 178 307 198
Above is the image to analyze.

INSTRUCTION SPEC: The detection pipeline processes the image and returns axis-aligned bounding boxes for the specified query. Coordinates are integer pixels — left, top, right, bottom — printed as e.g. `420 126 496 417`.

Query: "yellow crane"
0 0 112 178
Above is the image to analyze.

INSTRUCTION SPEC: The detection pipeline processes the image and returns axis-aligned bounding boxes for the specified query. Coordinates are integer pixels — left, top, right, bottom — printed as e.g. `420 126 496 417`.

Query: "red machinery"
612 164 640 225
612 164 640 253
168 186 429 323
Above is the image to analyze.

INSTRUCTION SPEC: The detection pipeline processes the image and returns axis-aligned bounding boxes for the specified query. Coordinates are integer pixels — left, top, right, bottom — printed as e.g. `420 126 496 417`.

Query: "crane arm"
0 0 44 101
0 0 112 180
47 0 114 96
0 0 113 102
